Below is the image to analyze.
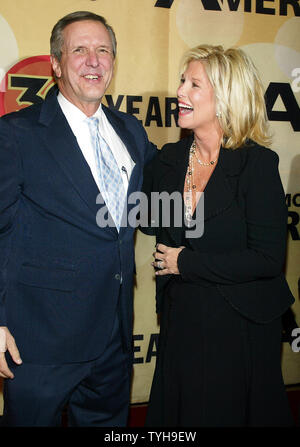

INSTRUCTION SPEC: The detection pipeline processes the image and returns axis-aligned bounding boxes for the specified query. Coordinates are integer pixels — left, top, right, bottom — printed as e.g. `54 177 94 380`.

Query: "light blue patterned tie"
87 117 125 231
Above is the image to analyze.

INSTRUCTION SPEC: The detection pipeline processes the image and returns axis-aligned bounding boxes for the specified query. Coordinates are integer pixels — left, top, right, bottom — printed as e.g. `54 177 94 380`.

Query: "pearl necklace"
184 142 197 222
190 140 218 166
184 140 218 223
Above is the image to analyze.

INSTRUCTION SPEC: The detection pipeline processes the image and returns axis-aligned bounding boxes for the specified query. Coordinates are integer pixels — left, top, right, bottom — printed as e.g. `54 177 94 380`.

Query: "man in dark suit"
0 11 155 426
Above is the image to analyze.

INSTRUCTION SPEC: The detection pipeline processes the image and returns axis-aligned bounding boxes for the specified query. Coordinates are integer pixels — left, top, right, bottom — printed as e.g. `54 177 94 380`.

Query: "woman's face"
177 60 218 133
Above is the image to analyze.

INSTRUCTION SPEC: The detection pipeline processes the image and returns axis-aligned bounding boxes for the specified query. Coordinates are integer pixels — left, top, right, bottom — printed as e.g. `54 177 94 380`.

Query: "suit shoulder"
161 136 190 151
229 142 279 177
242 141 279 163
0 102 42 128
143 138 184 173
236 142 282 193
222 141 280 179
104 106 142 127
159 136 192 159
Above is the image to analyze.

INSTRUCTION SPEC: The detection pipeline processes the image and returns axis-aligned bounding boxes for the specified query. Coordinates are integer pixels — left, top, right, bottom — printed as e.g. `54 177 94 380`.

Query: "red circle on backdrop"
0 55 55 116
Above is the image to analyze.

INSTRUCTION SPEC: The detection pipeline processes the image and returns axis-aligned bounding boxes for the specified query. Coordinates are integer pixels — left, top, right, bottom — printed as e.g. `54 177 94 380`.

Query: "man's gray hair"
50 11 117 60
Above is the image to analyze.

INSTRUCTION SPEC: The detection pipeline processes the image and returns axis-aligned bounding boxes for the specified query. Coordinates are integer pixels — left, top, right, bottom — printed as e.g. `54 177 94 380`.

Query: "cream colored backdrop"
0 0 299 412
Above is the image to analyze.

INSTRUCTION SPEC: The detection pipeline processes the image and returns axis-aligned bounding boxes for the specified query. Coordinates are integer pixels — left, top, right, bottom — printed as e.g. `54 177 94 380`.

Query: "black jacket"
141 135 294 323
0 91 156 364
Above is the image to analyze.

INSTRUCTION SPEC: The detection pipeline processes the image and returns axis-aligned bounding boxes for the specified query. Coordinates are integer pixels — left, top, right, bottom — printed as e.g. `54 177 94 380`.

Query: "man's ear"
50 55 61 79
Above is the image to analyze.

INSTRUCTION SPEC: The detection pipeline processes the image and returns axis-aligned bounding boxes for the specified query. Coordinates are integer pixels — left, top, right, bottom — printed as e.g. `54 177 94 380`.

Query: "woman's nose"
177 84 185 98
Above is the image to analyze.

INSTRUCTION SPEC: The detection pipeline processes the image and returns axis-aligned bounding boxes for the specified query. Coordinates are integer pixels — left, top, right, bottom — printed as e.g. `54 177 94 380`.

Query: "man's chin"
79 87 107 103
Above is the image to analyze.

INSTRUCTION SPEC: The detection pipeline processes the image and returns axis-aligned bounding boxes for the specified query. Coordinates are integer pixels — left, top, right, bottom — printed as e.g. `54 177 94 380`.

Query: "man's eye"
97 48 110 54
73 48 86 54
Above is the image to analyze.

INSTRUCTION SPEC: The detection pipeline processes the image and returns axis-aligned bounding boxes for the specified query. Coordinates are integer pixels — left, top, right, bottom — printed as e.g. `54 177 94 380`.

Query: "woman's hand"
152 243 185 276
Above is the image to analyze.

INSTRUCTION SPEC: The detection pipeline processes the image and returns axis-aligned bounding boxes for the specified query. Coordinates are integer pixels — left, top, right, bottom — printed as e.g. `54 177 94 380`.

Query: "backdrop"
0 0 299 410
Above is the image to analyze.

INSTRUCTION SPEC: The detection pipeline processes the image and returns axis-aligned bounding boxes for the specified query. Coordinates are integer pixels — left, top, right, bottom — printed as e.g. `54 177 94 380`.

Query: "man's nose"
86 50 99 67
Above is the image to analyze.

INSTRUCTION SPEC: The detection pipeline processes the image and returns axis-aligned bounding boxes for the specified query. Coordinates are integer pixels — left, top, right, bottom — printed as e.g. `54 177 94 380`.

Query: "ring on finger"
157 261 164 270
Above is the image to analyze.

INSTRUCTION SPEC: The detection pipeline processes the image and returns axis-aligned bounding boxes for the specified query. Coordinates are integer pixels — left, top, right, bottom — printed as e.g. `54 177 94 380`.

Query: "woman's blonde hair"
180 45 272 149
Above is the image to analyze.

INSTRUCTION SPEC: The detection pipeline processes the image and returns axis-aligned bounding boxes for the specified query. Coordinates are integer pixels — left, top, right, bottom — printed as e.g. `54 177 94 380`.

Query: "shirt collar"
57 92 103 127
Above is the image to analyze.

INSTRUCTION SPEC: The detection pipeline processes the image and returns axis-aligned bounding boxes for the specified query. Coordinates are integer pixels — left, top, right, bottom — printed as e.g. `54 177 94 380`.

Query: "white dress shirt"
57 92 135 193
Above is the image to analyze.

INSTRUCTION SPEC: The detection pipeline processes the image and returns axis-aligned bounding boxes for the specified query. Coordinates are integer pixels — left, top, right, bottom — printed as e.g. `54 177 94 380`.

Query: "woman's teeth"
179 103 193 110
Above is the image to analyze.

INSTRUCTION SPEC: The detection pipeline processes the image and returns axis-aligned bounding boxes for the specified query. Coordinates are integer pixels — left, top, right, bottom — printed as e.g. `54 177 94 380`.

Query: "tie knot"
87 116 99 132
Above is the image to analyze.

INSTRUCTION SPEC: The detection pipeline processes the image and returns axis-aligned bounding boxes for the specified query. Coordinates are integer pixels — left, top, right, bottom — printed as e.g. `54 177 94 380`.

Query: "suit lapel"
102 105 140 165
200 148 235 222
156 137 245 245
158 135 192 195
102 105 145 235
202 145 246 221
102 105 141 199
38 92 113 230
157 136 192 246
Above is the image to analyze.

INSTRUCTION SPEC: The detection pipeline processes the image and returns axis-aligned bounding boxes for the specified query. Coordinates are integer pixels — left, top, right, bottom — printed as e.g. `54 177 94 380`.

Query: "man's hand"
0 327 22 379
152 243 185 276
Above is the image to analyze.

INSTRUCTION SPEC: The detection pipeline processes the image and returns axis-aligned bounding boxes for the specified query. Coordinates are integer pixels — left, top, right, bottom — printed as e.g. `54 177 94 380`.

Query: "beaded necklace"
184 140 218 223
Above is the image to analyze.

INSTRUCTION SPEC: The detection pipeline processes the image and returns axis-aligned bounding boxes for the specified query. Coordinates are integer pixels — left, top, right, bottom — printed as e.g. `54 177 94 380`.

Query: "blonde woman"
141 45 294 426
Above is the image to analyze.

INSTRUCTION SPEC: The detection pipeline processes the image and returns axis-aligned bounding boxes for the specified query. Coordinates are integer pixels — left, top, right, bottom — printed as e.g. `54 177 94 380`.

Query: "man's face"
51 20 114 115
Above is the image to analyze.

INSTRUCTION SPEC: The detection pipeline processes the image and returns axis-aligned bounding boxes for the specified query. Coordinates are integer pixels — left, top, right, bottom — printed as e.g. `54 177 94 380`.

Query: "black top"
141 136 294 322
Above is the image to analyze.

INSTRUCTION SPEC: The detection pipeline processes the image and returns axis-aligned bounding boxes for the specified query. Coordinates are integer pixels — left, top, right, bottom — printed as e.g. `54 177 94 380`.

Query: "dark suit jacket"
0 90 156 364
141 134 294 323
